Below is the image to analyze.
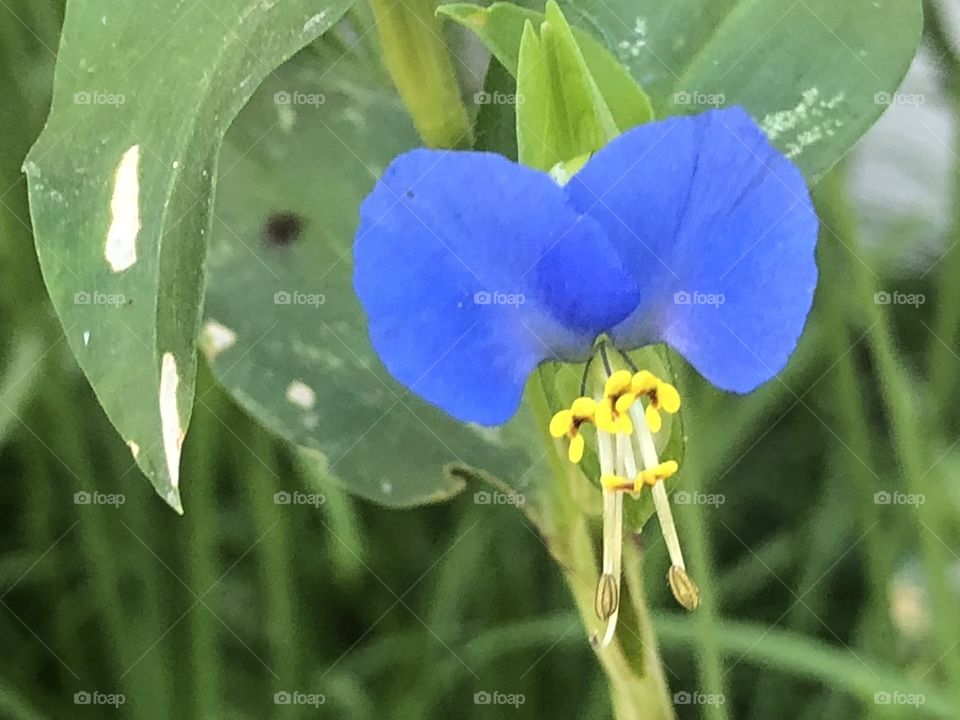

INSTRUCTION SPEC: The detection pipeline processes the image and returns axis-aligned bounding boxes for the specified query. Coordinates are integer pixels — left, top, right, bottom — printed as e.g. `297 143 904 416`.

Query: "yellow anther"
549 409 573 438
600 473 631 491
570 396 597 419
645 404 662 433
614 392 637 414
594 400 614 432
595 371 637 435
614 412 634 435
634 460 679 490
630 370 658 394
595 400 633 435
568 433 586 463
550 398 596 464
630 370 681 433
657 382 681 414
604 370 633 398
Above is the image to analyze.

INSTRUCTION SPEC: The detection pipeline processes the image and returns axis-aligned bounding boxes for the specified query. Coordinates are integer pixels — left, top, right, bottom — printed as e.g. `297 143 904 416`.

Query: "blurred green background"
2 1 959 718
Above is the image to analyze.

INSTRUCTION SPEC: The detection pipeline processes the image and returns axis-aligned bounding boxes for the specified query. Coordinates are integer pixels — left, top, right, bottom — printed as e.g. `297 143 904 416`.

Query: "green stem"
526 375 675 720
370 0 473 148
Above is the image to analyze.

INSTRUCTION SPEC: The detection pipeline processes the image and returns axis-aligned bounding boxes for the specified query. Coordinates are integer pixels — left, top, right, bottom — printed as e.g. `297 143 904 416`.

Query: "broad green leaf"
24 0 351 511
555 0 922 179
515 4 618 170
202 43 540 507
439 2 654 134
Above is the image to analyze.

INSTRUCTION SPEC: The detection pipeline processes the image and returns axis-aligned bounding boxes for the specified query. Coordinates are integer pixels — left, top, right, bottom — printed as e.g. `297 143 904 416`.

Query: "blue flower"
355 106 819 632
353 107 819 426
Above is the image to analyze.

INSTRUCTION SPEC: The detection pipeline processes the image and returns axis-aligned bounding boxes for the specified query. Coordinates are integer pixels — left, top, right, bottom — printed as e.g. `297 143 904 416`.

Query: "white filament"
630 404 686 571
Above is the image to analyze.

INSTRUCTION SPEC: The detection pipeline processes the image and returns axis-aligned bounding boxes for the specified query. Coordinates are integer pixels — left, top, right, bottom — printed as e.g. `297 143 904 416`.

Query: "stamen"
630 370 681 433
628 402 700 611
549 397 596 464
668 566 701 611
595 368 637 435
595 572 618 622
549 354 696 645
596 424 622 648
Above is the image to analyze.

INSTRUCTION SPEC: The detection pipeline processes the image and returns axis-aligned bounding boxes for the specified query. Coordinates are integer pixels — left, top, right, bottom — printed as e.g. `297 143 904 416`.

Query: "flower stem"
370 0 473 148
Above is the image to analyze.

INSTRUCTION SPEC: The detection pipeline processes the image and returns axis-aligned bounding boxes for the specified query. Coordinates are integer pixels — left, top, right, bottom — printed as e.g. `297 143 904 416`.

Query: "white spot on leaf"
278 104 296 132
105 144 141 272
761 88 845 159
303 12 327 34
82 331 91 347
160 353 183 491
200 320 237 360
617 18 647 61
127 440 140 459
286 380 316 410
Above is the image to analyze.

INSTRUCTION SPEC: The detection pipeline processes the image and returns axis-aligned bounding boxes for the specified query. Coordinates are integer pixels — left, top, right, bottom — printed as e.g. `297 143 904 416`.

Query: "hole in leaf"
261 211 305 248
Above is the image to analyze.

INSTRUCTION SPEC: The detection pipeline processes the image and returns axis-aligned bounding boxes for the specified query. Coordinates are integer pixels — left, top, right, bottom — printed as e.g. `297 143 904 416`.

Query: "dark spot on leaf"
405 190 415 199
262 211 305 248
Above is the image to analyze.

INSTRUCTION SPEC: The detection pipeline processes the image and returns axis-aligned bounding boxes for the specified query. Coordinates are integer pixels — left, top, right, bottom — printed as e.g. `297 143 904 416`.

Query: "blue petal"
566 107 819 392
354 149 639 424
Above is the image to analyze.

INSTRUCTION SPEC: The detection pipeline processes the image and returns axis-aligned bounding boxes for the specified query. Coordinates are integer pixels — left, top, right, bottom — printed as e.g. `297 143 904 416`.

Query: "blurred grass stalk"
369 0 474 148
819 163 960 711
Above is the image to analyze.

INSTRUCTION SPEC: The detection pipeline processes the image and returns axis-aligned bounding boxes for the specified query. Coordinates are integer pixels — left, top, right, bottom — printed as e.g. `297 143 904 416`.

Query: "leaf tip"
160 352 184 497
165 487 185 515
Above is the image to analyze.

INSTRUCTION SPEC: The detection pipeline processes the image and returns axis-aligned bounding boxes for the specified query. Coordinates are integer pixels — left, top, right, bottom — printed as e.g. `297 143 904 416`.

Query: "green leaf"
202 43 540 507
439 1 654 136
23 0 351 512
515 4 618 170
552 0 922 179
